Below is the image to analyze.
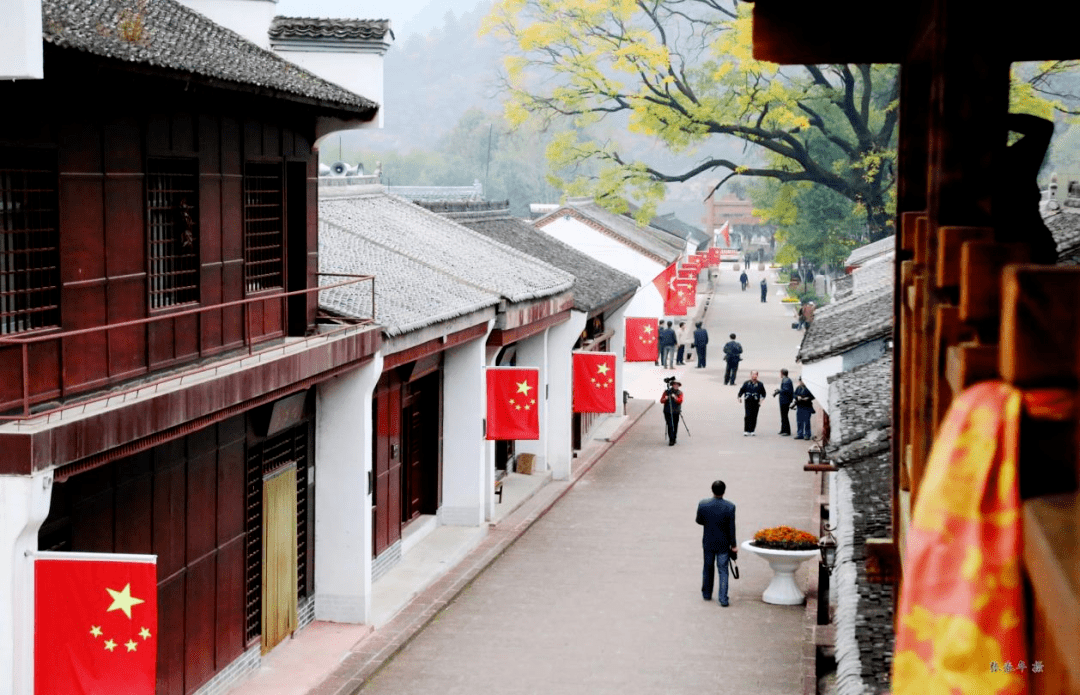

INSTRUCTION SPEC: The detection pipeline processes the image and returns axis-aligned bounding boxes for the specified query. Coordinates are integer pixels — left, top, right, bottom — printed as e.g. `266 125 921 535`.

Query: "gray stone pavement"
349 267 818 695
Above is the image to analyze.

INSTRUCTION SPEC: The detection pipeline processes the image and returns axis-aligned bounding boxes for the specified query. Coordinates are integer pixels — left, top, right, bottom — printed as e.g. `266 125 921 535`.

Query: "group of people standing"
657 320 710 370
735 369 814 438
737 270 770 303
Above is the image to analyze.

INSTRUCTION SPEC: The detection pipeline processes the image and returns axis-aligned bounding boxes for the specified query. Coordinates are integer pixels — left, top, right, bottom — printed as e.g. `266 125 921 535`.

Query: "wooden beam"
1000 266 1080 388
865 538 900 585
750 0 909 64
901 212 926 255
959 241 1031 325
936 226 993 288
944 342 998 394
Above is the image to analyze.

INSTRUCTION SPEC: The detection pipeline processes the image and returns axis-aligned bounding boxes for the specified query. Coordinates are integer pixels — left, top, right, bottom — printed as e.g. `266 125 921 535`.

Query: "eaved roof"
797 286 893 362
41 0 378 115
318 189 575 335
623 205 710 249
827 355 893 464
1043 206 1080 264
418 201 640 314
844 234 896 269
269 17 393 42
535 200 684 264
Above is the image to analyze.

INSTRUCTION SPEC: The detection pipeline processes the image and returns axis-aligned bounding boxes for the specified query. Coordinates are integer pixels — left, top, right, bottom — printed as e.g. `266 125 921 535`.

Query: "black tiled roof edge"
827 355 893 465
420 200 641 313
797 287 893 363
42 0 378 114
270 17 392 41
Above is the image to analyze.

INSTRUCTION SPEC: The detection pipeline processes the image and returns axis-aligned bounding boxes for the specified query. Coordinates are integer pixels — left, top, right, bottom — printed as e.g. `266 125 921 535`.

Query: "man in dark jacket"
793 378 816 440
696 480 737 606
722 333 742 385
739 270 748 291
737 371 768 436
693 322 709 368
760 277 768 302
658 321 677 369
774 368 794 436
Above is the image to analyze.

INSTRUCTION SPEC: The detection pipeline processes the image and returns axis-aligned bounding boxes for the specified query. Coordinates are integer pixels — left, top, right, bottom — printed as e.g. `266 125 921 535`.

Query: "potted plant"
741 526 820 605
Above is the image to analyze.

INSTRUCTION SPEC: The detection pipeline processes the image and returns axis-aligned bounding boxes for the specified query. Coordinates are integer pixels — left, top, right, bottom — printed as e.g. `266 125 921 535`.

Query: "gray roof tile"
269 17 392 41
536 200 684 264
845 235 896 268
318 190 575 334
827 355 893 465
797 286 893 362
418 201 640 313
42 0 377 114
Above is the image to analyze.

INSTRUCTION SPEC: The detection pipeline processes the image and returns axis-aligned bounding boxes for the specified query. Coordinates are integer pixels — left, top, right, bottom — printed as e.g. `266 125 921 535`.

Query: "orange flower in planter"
752 525 819 551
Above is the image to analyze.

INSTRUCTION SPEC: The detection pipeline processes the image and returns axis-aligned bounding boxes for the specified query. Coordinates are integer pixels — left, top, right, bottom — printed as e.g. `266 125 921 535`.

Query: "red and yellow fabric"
651 262 677 304
674 278 696 309
677 268 698 280
625 318 659 362
35 553 157 695
485 367 540 440
707 247 721 266
717 221 731 248
892 381 1029 695
572 352 617 413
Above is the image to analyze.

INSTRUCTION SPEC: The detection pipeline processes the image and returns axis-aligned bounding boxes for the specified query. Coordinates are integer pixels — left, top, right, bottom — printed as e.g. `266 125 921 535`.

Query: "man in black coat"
773 368 794 436
692 322 709 368
722 333 742 385
737 370 768 435
658 321 677 369
759 277 768 302
696 480 738 606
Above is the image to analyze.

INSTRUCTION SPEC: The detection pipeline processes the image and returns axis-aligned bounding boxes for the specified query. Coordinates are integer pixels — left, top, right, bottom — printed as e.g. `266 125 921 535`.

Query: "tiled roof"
318 190 575 334
319 225 500 336
832 273 855 301
797 286 893 362
827 355 893 464
623 206 710 248
41 0 377 114
535 200 684 264
1044 208 1080 264
845 235 896 268
418 201 640 314
269 17 392 41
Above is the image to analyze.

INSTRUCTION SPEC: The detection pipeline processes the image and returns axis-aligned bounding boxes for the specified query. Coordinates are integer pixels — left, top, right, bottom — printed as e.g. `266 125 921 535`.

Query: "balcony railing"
0 274 375 421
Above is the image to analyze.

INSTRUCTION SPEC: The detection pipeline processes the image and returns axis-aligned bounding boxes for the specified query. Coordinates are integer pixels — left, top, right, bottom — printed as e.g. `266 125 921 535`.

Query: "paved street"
356 266 816 695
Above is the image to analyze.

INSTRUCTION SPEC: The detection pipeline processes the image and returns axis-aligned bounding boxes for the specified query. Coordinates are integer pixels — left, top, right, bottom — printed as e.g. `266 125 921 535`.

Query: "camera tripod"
663 406 691 443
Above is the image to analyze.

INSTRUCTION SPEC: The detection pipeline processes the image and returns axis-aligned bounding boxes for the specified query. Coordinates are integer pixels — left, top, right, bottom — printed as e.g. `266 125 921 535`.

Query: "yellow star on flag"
106 584 144 619
104 639 117 652
643 325 653 334
139 627 152 640
596 363 610 376
515 380 533 395
125 640 138 652
90 625 102 638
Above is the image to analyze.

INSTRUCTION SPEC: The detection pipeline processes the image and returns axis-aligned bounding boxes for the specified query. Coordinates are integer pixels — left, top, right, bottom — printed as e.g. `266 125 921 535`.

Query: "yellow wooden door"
262 465 298 654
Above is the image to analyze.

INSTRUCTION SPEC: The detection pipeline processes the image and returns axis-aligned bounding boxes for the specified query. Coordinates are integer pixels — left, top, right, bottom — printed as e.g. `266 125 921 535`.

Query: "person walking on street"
693 322 709 368
760 277 768 303
696 480 738 607
744 255 750 270
793 378 816 440
737 371 767 436
658 321 677 369
773 368 794 435
739 270 748 291
676 321 693 365
722 333 742 385
660 378 684 446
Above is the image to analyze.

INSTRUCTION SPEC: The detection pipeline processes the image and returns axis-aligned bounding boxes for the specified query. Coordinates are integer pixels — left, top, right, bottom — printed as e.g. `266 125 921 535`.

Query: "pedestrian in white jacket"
676 321 695 365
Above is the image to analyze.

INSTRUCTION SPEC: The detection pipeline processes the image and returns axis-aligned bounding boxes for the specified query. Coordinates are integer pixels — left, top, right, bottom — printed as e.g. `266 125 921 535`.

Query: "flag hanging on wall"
35 552 158 695
486 367 541 440
707 247 721 266
675 278 696 308
718 221 731 248
625 317 659 362
651 261 677 305
572 352 617 413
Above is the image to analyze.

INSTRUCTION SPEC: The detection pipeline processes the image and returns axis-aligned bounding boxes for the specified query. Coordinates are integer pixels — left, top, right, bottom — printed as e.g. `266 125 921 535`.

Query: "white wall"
546 313 587 480
274 50 385 128
178 0 277 48
799 355 843 417
1 0 42 79
314 355 382 624
608 302 631 414
513 329 551 476
539 217 665 289
440 324 493 526
2 471 54 695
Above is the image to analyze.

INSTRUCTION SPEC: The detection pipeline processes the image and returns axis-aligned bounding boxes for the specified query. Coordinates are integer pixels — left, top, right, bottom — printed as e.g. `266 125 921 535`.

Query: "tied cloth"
892 381 1036 695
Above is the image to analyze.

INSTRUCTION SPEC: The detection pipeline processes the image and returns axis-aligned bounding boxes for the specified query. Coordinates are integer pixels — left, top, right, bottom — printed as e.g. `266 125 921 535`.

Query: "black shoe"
669 441 676 446
779 432 790 436
719 601 729 607
703 595 711 601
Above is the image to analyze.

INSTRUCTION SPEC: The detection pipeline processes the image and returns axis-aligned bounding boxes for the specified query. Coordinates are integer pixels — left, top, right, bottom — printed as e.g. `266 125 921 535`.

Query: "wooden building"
0 0 383 693
750 0 1079 692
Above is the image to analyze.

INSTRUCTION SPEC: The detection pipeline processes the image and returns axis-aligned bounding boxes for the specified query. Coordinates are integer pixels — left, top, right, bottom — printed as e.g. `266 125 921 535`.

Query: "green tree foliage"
754 179 864 269
484 0 900 239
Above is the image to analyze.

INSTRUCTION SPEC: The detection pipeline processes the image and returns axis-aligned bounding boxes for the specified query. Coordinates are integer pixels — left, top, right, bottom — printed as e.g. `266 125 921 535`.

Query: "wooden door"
403 397 424 523
372 371 402 557
261 465 297 654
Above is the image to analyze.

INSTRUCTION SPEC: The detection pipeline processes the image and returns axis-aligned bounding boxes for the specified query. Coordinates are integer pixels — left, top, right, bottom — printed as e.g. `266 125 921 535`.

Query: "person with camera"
660 377 684 446
737 370 767 436
696 480 737 607
793 377 816 440
773 368 794 436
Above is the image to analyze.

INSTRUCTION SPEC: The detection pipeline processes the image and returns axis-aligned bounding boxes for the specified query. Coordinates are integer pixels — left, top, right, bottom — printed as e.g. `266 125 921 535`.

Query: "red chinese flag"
572 352 617 413
691 253 709 266
665 288 688 315
677 268 697 280
707 247 721 266
625 317 659 362
35 553 157 695
486 367 540 440
651 262 677 304
675 278 696 307
719 221 731 248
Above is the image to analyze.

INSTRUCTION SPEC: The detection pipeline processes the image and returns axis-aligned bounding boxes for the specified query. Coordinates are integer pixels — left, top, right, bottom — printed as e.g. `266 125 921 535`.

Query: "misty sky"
275 0 488 41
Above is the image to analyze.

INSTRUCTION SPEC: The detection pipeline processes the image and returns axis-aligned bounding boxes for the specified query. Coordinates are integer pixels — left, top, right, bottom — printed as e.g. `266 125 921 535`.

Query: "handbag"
729 557 739 579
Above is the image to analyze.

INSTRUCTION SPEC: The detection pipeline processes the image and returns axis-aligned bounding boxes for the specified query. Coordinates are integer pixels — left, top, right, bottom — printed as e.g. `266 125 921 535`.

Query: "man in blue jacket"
692 322 709 368
658 321 677 369
696 480 738 606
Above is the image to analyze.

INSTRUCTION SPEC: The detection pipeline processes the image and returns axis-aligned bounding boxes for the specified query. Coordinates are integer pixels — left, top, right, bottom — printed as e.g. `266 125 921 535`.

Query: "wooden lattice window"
0 148 59 334
147 159 200 309
244 423 310 643
243 162 284 293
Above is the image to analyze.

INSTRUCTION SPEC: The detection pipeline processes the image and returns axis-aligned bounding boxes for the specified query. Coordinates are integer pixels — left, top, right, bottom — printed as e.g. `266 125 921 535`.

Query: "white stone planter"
741 540 819 605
